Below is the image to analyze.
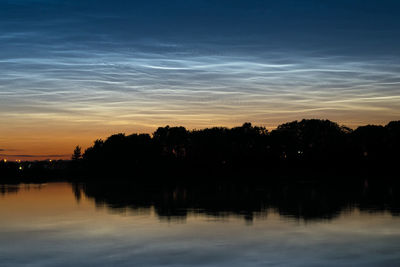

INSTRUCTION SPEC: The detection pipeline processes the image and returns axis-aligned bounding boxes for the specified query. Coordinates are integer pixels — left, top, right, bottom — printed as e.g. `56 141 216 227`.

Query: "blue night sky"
1 0 400 158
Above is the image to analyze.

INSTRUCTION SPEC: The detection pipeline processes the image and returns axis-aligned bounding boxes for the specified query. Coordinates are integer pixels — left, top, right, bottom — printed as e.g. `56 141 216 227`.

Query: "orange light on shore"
3 159 6 163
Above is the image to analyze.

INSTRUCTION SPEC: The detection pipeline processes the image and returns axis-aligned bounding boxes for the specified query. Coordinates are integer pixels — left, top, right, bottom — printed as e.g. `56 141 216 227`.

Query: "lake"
0 181 400 266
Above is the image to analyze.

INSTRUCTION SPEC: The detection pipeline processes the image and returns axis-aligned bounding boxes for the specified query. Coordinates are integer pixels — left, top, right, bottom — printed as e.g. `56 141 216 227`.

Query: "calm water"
1 181 400 266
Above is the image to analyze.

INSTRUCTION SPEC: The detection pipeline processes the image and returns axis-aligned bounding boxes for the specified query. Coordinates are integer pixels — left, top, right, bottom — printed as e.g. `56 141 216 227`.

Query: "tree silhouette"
72 145 82 161
2 119 400 181
72 119 400 181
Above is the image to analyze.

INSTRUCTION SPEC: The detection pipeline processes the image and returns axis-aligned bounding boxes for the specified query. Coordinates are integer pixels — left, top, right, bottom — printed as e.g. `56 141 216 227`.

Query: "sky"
1 0 400 160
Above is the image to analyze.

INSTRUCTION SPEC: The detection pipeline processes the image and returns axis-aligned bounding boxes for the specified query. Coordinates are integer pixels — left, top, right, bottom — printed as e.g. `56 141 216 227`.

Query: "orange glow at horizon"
1 0 400 162
0 115 397 161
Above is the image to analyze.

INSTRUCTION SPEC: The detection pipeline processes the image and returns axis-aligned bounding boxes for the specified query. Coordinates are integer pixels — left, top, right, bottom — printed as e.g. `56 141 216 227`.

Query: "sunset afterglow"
1 1 400 160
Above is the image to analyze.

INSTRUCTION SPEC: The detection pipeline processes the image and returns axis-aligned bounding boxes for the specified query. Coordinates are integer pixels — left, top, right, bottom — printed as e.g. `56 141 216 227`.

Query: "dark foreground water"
1 181 400 266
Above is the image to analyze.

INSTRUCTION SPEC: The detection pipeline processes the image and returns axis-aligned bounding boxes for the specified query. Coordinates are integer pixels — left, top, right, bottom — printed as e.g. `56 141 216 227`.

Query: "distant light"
19 166 22 170
3 159 6 163
49 159 52 162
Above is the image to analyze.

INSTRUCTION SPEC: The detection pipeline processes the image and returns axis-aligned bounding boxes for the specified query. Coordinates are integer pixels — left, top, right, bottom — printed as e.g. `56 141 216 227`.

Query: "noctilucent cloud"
1 0 400 159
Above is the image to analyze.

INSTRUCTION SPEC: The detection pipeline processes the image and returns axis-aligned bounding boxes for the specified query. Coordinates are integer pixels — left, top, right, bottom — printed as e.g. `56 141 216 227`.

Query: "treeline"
0 160 69 183
78 119 400 180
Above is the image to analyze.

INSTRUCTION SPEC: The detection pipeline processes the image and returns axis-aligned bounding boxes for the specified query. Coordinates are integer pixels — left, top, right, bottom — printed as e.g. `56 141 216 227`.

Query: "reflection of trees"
72 179 400 222
0 184 20 196
0 183 47 196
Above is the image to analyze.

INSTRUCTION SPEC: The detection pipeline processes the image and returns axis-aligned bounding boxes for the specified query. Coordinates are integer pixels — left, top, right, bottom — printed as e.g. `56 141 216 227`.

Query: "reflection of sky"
0 183 400 266
1 1 400 158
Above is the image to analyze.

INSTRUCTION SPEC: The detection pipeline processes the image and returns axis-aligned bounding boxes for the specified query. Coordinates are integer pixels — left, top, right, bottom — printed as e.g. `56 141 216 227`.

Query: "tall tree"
72 145 82 161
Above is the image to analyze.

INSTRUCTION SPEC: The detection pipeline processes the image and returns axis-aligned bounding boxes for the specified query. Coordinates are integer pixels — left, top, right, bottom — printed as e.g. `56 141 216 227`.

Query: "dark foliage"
1 119 399 182
78 119 400 181
0 160 69 183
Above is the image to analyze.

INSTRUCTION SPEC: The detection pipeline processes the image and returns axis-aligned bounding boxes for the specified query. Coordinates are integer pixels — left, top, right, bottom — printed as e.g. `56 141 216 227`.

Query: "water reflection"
0 183 45 196
72 179 400 222
0 184 20 196
1 181 400 266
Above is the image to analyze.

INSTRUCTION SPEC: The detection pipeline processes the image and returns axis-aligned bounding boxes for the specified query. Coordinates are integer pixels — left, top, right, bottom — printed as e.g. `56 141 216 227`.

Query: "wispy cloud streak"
1 0 400 158
1 44 399 129
0 154 68 158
